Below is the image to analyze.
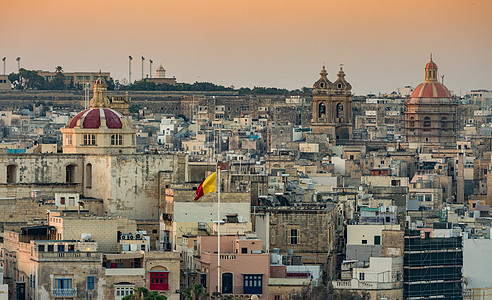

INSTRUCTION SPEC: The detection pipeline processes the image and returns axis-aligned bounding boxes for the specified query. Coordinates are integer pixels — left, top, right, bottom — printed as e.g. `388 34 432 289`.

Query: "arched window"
410 117 415 131
423 116 431 131
337 103 344 119
7 164 17 183
222 273 233 294
86 163 92 188
66 165 76 183
318 103 326 118
441 117 447 129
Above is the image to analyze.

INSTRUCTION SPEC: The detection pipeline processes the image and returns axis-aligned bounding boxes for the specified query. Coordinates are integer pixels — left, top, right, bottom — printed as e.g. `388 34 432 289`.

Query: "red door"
149 271 169 291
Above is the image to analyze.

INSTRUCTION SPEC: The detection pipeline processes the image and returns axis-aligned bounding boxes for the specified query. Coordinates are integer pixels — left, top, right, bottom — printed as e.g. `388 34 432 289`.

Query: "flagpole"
217 164 221 298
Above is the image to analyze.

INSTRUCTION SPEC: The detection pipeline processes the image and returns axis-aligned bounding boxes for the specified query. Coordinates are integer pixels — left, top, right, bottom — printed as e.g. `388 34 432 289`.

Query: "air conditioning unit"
128 234 134 240
121 235 128 240
135 233 142 240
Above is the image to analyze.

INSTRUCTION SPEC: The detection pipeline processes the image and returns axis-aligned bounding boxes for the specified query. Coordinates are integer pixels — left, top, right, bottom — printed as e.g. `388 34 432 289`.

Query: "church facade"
404 57 457 147
311 66 353 142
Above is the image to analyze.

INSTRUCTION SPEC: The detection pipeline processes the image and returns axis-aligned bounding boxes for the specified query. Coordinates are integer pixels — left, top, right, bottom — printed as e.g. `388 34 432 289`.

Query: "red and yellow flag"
194 172 216 201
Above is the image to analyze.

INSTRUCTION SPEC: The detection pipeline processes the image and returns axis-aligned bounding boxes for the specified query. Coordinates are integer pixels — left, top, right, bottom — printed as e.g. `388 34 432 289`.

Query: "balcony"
332 279 402 290
35 251 101 262
106 268 145 276
52 288 77 297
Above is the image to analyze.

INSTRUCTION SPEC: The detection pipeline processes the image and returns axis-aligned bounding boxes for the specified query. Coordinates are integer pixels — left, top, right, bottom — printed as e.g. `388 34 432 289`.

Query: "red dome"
410 82 451 98
425 61 437 69
68 108 123 129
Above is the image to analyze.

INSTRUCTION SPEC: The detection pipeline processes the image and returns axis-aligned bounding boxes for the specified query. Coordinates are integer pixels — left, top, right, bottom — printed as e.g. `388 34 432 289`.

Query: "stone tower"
404 56 457 146
311 66 353 141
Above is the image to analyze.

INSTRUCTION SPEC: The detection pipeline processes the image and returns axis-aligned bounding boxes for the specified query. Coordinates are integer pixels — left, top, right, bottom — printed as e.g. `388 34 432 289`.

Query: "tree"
121 287 167 300
46 66 66 90
8 72 21 89
182 283 208 300
18 68 46 89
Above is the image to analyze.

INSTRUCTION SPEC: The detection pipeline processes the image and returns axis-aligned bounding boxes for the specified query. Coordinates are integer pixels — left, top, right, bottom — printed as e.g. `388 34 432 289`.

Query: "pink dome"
410 82 452 98
68 108 123 129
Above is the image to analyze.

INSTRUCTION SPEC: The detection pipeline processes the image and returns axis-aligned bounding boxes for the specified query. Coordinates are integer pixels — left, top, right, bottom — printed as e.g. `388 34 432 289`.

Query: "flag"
194 172 216 201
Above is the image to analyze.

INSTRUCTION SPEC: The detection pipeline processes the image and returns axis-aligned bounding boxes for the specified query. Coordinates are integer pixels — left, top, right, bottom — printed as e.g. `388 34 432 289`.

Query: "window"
48 245 54 252
57 245 65 252
374 236 381 245
7 164 17 183
241 247 248 254
318 103 326 118
149 271 169 291
141 245 146 251
359 273 365 280
200 273 207 287
362 239 368 244
111 134 123 146
83 134 96 145
222 273 233 294
289 229 299 245
68 245 75 252
66 165 76 183
409 117 415 131
441 117 447 129
87 276 95 290
54 278 73 296
60 197 66 205
423 116 431 131
66 134 72 146
38 245 45 252
115 284 135 300
86 163 92 188
337 103 344 119
243 274 263 294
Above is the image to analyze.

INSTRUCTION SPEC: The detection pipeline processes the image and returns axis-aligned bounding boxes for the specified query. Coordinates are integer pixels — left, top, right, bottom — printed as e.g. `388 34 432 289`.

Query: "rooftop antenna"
149 59 153 78
141 56 145 80
441 75 444 85
128 56 133 84
2 57 5 75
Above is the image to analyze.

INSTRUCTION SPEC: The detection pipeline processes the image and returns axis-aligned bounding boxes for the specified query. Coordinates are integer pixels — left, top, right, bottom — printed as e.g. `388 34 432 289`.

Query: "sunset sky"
1 0 491 94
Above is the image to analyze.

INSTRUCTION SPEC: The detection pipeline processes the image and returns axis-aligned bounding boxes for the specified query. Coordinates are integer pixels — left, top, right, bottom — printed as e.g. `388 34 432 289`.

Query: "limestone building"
145 65 177 86
404 57 457 146
61 76 136 154
311 66 353 141
0 77 188 221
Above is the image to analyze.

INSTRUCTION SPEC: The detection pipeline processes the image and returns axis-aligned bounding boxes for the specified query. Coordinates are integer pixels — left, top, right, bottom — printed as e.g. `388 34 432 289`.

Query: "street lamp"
16 57 20 71
128 56 133 84
141 56 145 80
149 59 153 78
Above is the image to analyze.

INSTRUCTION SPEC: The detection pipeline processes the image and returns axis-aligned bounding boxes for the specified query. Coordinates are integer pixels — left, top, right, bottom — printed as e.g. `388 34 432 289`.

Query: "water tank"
81 233 92 242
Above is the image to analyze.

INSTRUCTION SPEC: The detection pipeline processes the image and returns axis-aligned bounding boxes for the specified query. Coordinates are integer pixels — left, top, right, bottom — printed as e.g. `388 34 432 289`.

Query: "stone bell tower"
311 66 353 142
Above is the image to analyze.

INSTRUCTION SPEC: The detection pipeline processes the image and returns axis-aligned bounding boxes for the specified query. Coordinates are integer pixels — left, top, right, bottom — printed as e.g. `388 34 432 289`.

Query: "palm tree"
183 283 208 300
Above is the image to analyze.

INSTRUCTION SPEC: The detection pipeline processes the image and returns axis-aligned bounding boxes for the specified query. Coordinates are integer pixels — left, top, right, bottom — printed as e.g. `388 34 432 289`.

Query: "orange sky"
1 0 491 94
